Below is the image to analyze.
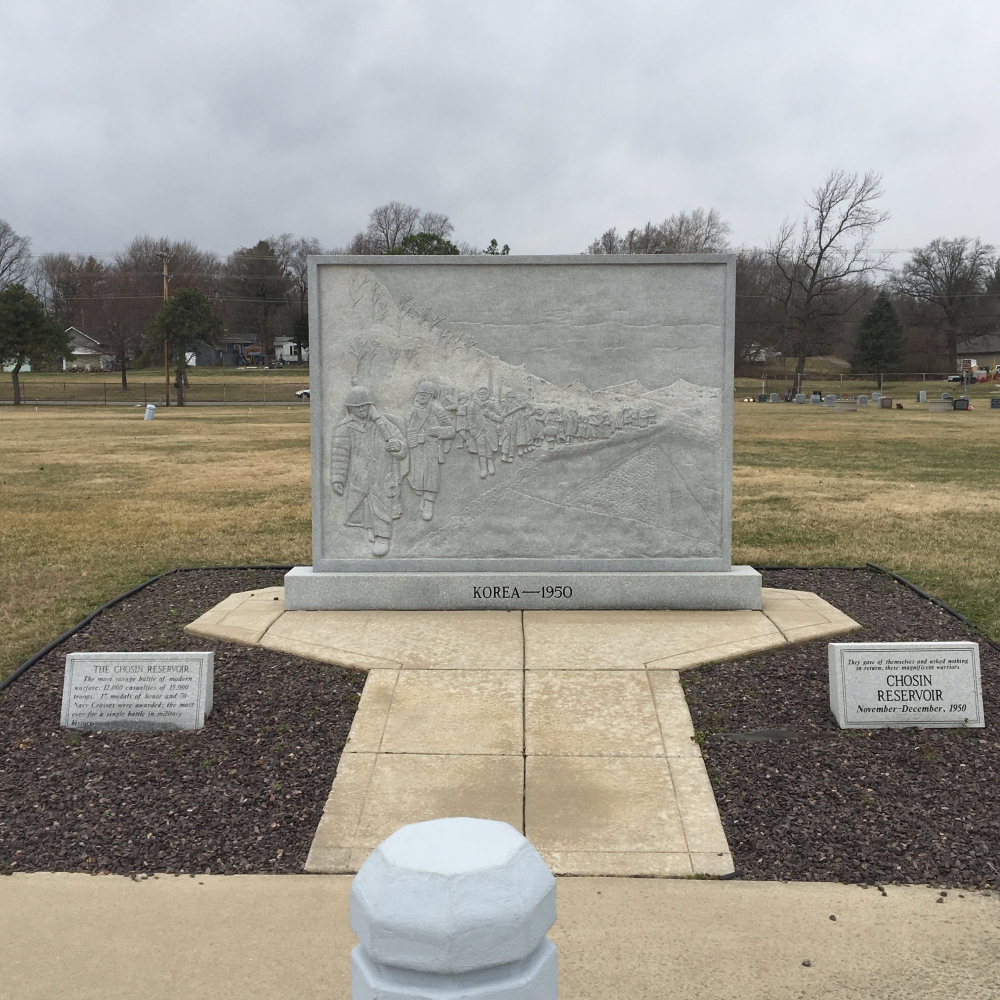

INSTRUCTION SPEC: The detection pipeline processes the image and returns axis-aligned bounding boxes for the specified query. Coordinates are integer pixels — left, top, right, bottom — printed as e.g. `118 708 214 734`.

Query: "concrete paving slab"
523 608 786 671
185 588 859 881
341 669 398 754
307 753 524 873
259 609 524 670
526 756 687 869
3 874 997 1000
525 670 663 757
184 587 285 646
647 669 703 759
762 587 862 644
379 669 522 755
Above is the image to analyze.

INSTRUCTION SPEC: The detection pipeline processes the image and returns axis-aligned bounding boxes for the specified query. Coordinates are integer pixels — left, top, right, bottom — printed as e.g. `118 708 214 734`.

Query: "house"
61 327 114 371
199 335 308 367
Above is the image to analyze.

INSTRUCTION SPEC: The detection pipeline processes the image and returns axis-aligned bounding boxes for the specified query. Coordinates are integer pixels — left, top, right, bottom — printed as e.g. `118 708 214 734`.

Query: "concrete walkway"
2 872 997 1000
187 588 859 878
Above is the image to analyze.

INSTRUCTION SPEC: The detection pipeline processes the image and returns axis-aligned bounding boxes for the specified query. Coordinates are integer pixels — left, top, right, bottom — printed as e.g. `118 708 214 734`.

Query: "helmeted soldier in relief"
404 380 456 521
466 384 503 477
330 385 407 557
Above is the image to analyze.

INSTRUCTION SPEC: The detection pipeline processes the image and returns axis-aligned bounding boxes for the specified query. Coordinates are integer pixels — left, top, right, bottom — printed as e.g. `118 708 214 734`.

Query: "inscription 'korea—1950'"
472 585 573 600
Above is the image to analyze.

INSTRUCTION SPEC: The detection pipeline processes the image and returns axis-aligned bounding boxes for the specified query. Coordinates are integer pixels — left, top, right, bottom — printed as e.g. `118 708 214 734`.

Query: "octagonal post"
350 817 558 1000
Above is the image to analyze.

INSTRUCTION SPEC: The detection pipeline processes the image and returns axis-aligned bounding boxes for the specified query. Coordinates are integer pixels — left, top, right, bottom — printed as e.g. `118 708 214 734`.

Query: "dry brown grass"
733 403 1000 637
2 400 997 681
1 406 311 680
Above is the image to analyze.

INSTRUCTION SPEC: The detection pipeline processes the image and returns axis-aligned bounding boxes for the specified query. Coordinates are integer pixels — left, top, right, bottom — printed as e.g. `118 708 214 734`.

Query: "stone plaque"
287 255 760 610
61 652 214 731
828 642 983 729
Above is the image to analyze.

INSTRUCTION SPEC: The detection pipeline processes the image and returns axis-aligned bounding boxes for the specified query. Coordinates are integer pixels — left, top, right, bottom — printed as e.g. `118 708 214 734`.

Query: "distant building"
60 327 114 371
199 335 308 367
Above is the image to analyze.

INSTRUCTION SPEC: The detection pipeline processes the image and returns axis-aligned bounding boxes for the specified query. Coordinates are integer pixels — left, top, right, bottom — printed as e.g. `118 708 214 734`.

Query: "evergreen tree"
851 290 906 389
147 288 223 406
0 284 70 404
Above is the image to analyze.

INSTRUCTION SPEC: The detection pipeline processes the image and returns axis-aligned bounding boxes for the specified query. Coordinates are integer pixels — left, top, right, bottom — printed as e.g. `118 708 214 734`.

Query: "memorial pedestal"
284 564 762 611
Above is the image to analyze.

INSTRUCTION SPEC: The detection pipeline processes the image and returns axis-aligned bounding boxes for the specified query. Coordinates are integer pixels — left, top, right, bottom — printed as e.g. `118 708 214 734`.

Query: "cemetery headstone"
953 397 970 410
770 393 780 403
857 394 869 407
879 396 893 409
834 399 857 412
794 393 807 404
61 652 214 731
287 255 760 611
810 393 822 404
927 400 953 412
991 397 1000 409
917 390 927 403
872 392 882 405
942 392 952 400
823 394 836 406
829 642 983 728
757 393 768 403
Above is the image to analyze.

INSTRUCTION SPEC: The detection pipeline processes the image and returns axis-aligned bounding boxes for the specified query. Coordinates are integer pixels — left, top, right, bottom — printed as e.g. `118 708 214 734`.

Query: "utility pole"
156 251 172 405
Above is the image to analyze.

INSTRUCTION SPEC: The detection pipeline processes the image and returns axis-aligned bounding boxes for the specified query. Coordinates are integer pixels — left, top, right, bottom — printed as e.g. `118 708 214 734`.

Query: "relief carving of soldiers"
500 390 534 461
330 385 407 557
466 384 502 478
404 380 456 520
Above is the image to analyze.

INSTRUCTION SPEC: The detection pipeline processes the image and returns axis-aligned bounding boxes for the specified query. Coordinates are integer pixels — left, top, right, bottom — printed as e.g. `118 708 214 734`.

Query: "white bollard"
350 817 557 1000
144 404 156 421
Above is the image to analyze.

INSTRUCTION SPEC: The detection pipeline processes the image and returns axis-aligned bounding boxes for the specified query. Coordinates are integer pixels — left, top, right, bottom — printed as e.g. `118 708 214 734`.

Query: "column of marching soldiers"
328 380 657 555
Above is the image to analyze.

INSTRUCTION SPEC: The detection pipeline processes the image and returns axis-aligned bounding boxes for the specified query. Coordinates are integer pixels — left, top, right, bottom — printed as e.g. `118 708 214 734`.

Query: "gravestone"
857 394 869 407
823 394 836 406
829 642 983 728
286 255 760 611
61 652 214 731
872 392 882 405
954 397 970 410
769 393 780 403
834 399 857 412
991 397 1000 409
809 393 822 404
928 400 952 412
917 390 927 403
942 392 952 400
879 396 893 409
794 393 806 404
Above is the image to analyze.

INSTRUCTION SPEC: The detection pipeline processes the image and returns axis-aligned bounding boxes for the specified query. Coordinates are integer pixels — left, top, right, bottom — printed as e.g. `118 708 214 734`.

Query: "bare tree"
417 212 453 239
0 220 32 289
347 202 454 254
768 169 890 377
894 237 997 372
272 233 322 357
587 208 731 255
93 270 147 389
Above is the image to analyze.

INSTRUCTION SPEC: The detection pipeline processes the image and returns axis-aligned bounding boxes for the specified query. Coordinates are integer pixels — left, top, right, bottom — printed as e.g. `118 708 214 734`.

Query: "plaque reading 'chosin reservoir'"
828 642 984 729
61 652 214 732
285 254 761 611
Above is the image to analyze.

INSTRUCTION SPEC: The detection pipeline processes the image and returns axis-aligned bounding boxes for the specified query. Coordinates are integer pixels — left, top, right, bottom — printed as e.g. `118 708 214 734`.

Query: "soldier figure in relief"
466 384 502 478
404 381 456 521
330 385 407 557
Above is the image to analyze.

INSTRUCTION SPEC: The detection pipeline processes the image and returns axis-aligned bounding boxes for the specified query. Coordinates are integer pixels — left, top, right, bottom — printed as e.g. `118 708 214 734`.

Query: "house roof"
65 326 103 351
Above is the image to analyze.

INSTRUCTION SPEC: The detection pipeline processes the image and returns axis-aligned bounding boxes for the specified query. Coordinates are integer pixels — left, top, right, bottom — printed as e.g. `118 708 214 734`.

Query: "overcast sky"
2 1 998 261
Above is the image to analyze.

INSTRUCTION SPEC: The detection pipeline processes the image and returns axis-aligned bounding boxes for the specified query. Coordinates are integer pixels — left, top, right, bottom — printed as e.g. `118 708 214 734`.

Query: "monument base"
283 565 761 611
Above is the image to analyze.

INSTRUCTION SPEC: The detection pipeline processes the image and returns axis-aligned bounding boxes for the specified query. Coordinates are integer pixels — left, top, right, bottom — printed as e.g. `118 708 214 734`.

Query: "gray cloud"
1 0 998 260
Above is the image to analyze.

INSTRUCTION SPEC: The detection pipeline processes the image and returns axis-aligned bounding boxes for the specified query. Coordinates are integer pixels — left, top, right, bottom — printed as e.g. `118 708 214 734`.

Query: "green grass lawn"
2 400 997 681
